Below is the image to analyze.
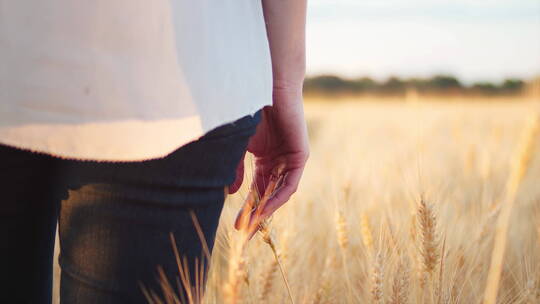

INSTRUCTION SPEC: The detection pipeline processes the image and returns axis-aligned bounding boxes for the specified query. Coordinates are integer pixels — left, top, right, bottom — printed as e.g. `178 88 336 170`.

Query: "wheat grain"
360 212 374 253
336 210 349 249
371 252 384 304
390 257 410 304
417 198 440 275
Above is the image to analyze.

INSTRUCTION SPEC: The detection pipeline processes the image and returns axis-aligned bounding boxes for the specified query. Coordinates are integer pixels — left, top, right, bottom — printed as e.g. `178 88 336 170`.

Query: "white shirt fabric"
0 0 273 162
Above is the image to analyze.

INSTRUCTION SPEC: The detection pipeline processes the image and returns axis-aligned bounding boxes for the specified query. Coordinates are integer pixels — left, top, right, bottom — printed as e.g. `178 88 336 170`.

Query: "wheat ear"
390 256 410 304
417 197 439 275
371 252 384 304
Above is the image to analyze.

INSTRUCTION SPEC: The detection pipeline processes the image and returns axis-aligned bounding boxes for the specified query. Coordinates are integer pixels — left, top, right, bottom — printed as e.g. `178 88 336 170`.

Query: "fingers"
234 164 283 230
234 164 286 239
233 161 304 242
259 166 303 219
228 153 246 194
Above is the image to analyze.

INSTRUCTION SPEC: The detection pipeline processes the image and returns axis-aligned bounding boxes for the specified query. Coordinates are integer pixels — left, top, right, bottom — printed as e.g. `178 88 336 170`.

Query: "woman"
0 0 309 303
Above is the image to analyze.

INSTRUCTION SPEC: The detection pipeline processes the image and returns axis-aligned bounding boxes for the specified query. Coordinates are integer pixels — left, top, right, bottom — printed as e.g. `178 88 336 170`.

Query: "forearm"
262 0 307 90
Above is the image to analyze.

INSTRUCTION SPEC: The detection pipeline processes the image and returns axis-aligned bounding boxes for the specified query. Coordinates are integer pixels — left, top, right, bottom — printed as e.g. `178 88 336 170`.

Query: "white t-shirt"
0 0 273 162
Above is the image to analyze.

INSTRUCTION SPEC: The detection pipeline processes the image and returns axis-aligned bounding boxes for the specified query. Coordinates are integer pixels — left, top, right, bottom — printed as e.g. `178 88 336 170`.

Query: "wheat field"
53 98 540 303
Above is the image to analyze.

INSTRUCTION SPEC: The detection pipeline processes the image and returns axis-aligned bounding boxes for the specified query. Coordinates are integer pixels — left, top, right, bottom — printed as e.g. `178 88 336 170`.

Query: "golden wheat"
484 113 539 304
52 99 539 304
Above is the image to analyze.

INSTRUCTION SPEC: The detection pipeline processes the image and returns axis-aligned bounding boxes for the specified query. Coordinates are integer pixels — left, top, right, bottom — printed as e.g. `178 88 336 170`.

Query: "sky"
306 0 540 83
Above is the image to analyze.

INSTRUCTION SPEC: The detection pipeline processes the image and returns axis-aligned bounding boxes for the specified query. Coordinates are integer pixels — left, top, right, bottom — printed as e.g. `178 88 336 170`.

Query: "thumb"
228 153 245 194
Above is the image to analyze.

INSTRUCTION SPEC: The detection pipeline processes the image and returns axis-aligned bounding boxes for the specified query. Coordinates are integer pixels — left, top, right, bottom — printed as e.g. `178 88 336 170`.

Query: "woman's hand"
229 85 309 227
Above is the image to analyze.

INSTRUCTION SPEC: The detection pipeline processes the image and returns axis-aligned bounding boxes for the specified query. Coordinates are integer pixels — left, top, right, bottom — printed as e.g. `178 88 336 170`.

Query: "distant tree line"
303 74 528 97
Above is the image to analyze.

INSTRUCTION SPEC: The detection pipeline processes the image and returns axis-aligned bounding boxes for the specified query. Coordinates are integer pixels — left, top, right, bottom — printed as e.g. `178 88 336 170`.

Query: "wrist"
271 86 304 108
271 54 306 90
272 77 305 92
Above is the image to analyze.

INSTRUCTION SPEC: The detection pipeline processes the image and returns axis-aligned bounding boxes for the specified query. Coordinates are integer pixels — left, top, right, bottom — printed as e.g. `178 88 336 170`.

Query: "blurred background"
304 0 540 98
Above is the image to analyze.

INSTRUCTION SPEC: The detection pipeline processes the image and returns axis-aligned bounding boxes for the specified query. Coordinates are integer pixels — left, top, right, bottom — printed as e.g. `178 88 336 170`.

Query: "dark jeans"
0 110 261 304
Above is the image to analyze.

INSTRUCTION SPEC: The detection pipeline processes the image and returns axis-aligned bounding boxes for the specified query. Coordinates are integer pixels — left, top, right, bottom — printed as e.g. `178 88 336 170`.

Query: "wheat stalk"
237 163 295 304
484 113 540 304
436 236 447 304
259 222 295 304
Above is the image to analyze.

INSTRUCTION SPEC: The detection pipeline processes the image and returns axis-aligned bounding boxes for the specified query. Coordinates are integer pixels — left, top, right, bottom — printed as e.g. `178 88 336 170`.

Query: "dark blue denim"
0 109 261 304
